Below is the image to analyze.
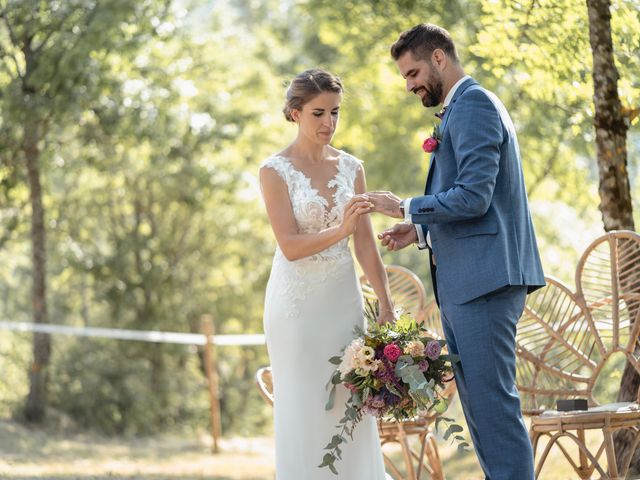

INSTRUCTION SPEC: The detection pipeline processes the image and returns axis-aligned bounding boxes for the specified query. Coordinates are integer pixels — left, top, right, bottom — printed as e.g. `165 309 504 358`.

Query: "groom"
367 24 545 480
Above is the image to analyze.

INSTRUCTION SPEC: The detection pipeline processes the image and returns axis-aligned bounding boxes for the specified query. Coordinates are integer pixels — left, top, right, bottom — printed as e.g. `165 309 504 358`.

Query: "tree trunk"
586 0 638 472
23 119 51 423
587 0 633 231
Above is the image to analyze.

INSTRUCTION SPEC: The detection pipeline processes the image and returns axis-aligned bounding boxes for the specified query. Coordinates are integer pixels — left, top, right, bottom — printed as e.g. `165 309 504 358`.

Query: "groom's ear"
432 49 447 69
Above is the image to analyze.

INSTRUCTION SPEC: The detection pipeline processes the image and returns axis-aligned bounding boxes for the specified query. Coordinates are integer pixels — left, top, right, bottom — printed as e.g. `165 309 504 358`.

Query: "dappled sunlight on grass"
3 413 640 479
0 419 273 479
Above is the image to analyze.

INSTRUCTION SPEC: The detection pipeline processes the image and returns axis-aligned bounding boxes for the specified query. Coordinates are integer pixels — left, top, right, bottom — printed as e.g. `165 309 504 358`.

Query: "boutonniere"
422 107 447 153
422 124 441 153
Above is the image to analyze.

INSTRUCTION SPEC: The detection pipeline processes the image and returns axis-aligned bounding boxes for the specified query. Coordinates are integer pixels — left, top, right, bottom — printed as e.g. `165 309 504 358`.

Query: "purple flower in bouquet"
380 387 401 406
418 359 430 371
424 340 442 360
370 395 385 409
374 359 402 388
362 395 386 416
383 343 402 362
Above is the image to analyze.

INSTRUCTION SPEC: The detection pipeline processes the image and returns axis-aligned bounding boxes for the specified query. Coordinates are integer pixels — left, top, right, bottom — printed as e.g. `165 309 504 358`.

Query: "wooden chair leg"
530 430 544 480
603 425 619 479
382 451 404 480
409 433 430 479
424 432 445 480
397 425 417 480
379 423 446 480
576 429 592 479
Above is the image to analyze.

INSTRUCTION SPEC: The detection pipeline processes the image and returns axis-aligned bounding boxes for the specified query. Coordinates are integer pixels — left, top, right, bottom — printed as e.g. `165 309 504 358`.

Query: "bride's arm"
352 165 394 323
260 166 371 261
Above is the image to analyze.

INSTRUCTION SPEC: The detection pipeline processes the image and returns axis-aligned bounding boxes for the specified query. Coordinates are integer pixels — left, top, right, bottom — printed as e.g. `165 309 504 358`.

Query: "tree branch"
43 5 100 98
32 7 76 55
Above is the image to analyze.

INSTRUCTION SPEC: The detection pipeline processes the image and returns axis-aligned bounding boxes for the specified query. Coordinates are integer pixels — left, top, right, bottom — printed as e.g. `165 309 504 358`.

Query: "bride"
260 69 393 479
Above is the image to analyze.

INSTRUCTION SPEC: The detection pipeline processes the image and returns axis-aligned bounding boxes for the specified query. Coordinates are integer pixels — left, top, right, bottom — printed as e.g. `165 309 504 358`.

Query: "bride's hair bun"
283 69 343 122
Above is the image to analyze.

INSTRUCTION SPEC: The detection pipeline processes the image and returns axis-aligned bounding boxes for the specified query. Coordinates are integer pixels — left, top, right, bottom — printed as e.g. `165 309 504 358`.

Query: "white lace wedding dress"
261 152 387 480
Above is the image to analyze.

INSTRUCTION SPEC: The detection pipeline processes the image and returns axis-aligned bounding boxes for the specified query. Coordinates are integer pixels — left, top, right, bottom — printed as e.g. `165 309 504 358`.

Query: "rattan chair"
516 230 640 479
360 265 454 480
360 265 429 323
255 366 274 406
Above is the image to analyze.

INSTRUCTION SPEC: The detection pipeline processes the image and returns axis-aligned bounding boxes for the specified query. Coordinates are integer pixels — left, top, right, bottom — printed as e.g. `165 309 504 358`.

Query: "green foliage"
48 337 210 434
0 0 638 438
436 415 470 452
472 0 640 215
1 1 276 435
0 332 31 419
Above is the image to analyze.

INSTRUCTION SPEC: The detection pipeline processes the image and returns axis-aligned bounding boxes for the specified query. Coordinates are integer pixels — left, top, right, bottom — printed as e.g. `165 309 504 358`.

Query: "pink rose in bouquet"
383 343 402 362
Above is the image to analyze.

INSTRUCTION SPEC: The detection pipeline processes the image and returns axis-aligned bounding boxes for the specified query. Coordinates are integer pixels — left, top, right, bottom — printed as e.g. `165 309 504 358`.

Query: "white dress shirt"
404 75 472 248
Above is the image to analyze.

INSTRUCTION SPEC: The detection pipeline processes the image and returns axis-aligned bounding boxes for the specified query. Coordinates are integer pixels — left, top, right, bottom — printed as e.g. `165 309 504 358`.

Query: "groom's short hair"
391 24 459 64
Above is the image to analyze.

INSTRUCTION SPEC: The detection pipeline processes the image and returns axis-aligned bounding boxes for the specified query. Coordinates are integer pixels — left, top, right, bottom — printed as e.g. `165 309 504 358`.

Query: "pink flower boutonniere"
422 106 447 153
422 126 441 153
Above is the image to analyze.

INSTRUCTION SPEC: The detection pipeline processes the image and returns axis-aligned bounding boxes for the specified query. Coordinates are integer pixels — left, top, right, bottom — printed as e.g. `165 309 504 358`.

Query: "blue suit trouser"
439 285 534 480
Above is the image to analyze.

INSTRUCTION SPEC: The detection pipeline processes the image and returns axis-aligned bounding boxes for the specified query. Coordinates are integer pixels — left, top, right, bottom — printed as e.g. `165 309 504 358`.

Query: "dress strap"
260 155 294 184
337 152 363 186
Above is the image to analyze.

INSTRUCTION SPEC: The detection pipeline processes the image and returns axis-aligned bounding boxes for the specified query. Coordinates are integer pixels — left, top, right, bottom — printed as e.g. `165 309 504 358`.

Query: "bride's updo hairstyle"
283 69 343 122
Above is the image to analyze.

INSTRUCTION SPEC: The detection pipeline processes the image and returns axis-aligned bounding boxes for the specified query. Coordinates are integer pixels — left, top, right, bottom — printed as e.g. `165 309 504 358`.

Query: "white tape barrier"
0 321 265 346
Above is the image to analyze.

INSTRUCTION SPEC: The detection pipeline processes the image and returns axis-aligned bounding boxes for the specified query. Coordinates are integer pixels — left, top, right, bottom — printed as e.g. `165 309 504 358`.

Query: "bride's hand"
340 195 372 236
376 309 395 325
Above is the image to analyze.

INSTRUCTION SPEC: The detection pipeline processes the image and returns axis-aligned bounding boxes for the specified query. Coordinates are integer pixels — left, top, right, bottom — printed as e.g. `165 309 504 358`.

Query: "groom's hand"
377 223 417 251
366 191 403 218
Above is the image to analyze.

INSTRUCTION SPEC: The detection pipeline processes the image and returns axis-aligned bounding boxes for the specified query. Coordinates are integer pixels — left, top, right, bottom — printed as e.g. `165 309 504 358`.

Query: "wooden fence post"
202 314 222 454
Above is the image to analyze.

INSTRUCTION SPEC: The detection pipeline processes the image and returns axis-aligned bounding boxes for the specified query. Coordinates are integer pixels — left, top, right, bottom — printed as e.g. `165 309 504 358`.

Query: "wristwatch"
399 199 405 217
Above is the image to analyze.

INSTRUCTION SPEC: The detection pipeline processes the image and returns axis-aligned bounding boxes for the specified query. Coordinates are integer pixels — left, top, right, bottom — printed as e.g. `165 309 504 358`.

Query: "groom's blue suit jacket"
409 78 545 305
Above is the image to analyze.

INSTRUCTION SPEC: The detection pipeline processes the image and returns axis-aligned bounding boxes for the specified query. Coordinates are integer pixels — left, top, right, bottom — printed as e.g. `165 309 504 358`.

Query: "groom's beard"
421 80 443 108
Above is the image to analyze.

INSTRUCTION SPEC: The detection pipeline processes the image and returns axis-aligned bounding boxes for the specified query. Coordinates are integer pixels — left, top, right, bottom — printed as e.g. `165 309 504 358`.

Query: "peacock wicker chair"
360 265 429 323
516 230 640 479
255 366 274 407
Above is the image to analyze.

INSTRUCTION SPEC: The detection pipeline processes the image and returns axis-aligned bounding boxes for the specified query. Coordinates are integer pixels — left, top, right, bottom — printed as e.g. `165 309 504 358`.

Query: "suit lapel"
423 78 479 195
424 154 435 194
439 77 477 133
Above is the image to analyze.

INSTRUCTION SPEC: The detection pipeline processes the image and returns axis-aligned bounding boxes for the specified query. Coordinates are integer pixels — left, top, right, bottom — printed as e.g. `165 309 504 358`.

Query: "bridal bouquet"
319 302 467 475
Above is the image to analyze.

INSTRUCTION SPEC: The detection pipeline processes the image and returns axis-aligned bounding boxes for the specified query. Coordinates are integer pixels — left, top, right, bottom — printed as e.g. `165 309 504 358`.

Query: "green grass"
0 419 272 480
2 406 640 480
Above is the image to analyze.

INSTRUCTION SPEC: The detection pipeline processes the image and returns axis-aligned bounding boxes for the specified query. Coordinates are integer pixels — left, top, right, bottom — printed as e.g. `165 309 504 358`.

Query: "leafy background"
0 0 638 440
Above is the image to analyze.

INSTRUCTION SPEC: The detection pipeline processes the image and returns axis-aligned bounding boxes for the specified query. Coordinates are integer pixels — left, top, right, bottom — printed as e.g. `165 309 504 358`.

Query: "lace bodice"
260 152 362 263
260 151 363 319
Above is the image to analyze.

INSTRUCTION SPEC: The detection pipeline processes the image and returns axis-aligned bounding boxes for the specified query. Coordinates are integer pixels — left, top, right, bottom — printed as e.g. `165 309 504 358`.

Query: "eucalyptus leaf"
328 356 342 365
325 385 337 411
